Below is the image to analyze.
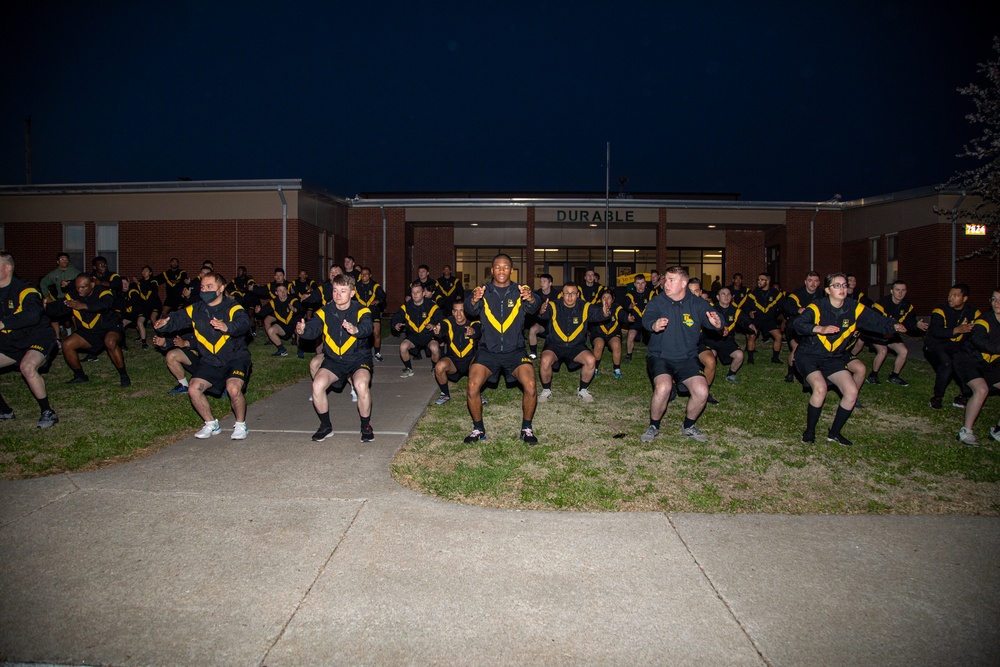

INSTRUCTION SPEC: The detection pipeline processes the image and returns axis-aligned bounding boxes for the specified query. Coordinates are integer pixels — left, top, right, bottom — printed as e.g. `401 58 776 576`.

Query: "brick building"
0 180 994 315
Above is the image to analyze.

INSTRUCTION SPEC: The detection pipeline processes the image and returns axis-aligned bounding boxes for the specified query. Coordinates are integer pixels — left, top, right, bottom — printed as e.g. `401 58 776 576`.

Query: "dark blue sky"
2 1 995 201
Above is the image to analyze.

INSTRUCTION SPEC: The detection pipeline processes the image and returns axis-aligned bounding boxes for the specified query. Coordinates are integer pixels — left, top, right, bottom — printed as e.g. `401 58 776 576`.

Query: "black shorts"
707 338 740 365
590 328 619 344
795 352 851 380
320 355 373 391
752 315 780 333
646 355 704 384
544 343 588 372
271 322 295 340
193 355 252 390
0 327 57 364
443 355 474 383
474 349 533 385
404 337 436 356
75 326 122 354
954 354 1000 388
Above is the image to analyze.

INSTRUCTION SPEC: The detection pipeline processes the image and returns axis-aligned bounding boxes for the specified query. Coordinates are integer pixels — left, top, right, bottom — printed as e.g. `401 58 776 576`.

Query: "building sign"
965 223 987 236
556 209 635 223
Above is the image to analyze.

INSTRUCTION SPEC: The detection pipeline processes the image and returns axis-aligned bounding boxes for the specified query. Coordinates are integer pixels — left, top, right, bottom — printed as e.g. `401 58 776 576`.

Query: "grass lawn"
392 345 1000 515
0 339 311 479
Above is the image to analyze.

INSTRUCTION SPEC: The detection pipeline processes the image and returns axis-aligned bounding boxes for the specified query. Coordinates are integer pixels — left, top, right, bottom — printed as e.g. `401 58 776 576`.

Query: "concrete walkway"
1 343 998 666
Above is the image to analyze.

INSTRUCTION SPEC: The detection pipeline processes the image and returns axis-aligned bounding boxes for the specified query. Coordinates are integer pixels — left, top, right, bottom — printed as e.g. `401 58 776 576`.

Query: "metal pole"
277 187 287 274
605 142 610 284
809 206 818 272
380 205 387 286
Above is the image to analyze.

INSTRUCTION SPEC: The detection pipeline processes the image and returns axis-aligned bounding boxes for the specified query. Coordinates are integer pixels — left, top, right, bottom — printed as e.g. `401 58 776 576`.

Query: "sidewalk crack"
258 498 368 667
666 514 772 667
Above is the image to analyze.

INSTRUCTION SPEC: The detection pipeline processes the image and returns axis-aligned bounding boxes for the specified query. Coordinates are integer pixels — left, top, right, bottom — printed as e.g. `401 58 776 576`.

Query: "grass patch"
0 340 310 478
392 344 1000 514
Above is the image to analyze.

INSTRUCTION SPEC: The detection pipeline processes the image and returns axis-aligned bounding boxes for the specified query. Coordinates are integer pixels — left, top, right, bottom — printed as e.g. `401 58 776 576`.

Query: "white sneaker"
577 388 594 403
400 368 414 378
231 422 248 440
351 388 358 402
957 427 979 446
538 388 552 402
195 420 221 439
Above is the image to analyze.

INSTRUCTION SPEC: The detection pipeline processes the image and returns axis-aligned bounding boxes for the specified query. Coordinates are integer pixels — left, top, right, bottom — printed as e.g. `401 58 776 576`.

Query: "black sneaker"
311 425 334 442
120 375 132 388
784 372 795 383
866 372 880 385
771 356 782 364
463 428 486 443
802 429 815 444
520 428 538 445
706 394 720 406
361 424 374 442
929 396 942 410
141 340 149 350
952 395 968 408
67 375 90 384
887 374 909 387
854 399 864 410
827 432 854 447
37 409 59 429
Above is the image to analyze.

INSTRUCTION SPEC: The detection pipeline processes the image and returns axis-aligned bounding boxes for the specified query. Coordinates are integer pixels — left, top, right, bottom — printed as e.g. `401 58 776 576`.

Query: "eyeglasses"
829 283 848 289
991 296 1000 303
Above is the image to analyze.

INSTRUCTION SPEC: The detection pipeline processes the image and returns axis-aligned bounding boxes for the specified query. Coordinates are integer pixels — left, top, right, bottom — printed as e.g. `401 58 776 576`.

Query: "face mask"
200 291 219 304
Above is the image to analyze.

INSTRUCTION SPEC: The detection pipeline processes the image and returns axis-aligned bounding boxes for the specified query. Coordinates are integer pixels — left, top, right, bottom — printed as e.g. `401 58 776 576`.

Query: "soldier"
431 298 482 405
536 281 611 403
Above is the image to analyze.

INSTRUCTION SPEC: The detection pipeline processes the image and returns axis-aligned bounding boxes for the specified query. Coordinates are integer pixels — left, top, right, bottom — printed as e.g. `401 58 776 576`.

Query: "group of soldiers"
1 249 998 447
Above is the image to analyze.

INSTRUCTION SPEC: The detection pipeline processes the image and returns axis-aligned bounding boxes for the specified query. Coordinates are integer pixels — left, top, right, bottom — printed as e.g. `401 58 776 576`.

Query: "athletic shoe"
538 388 552 402
351 388 358 402
520 428 538 444
400 368 414 378
463 428 486 443
195 420 221 439
952 395 968 409
929 396 943 410
771 357 782 364
37 410 58 429
120 375 132 388
614 369 623 379
784 372 795 383
481 396 488 405
67 375 90 384
168 383 189 394
990 425 1000 442
83 353 99 362
361 424 375 442
297 349 305 359
640 425 659 443
434 394 451 405
0 409 14 420
682 425 709 442
826 433 854 447
374 352 383 362
802 429 815 444
725 373 738 383
231 423 248 440
141 341 149 350
887 374 909 387
528 353 537 360
311 424 334 442
957 427 979 446
706 394 720 406
593 368 599 377
625 353 633 362
272 348 288 357
866 372 880 385
577 388 594 403
854 399 864 410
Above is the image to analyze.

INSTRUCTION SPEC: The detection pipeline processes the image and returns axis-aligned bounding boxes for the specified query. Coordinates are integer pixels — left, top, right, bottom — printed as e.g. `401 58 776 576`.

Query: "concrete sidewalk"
1 343 998 666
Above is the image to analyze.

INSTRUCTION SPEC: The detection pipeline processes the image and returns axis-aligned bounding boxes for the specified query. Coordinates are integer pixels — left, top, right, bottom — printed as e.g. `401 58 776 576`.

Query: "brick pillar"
526 207 536 286
657 208 668 270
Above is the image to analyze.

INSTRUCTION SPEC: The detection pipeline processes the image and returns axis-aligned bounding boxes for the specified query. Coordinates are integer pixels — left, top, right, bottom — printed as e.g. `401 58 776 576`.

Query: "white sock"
179 378 189 387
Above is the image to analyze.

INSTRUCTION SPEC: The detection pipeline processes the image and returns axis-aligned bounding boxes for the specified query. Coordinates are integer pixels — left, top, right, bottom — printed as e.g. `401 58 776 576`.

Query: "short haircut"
890 279 907 289
688 277 701 286
666 266 689 281
274 267 285 274
92 256 107 265
540 273 553 281
333 274 356 289
202 259 213 267
344 255 355 263
634 273 646 281
562 281 579 292
0 250 13 269
202 271 226 286
758 272 771 281
410 279 424 289
805 271 820 279
418 264 430 272
57 252 70 261
825 272 847 288
952 283 970 297
491 254 511 265
237 265 247 273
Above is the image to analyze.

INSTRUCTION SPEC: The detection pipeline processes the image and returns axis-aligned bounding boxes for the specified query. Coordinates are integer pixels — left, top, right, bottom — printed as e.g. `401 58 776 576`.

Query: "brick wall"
724 230 764 283
413 226 456 285
783 210 842 286
347 207 406 308
4 221 62 283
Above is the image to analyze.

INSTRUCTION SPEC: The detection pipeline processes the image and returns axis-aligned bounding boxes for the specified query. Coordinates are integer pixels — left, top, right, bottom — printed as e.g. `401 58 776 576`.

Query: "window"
63 223 85 273
869 237 879 286
886 234 898 284
96 223 119 273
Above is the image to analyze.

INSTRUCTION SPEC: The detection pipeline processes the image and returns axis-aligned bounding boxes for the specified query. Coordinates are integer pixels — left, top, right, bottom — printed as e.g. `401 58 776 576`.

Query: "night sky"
2 1 995 202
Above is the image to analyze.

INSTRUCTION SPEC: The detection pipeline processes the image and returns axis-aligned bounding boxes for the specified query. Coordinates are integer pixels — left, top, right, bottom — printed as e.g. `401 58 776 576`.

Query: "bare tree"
941 36 1000 259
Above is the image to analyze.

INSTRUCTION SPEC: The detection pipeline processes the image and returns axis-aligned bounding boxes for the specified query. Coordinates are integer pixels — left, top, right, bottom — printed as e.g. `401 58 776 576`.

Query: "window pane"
96 224 119 273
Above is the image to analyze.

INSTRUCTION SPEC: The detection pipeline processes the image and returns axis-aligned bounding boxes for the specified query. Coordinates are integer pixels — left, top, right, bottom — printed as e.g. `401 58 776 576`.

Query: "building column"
526 207 536 286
